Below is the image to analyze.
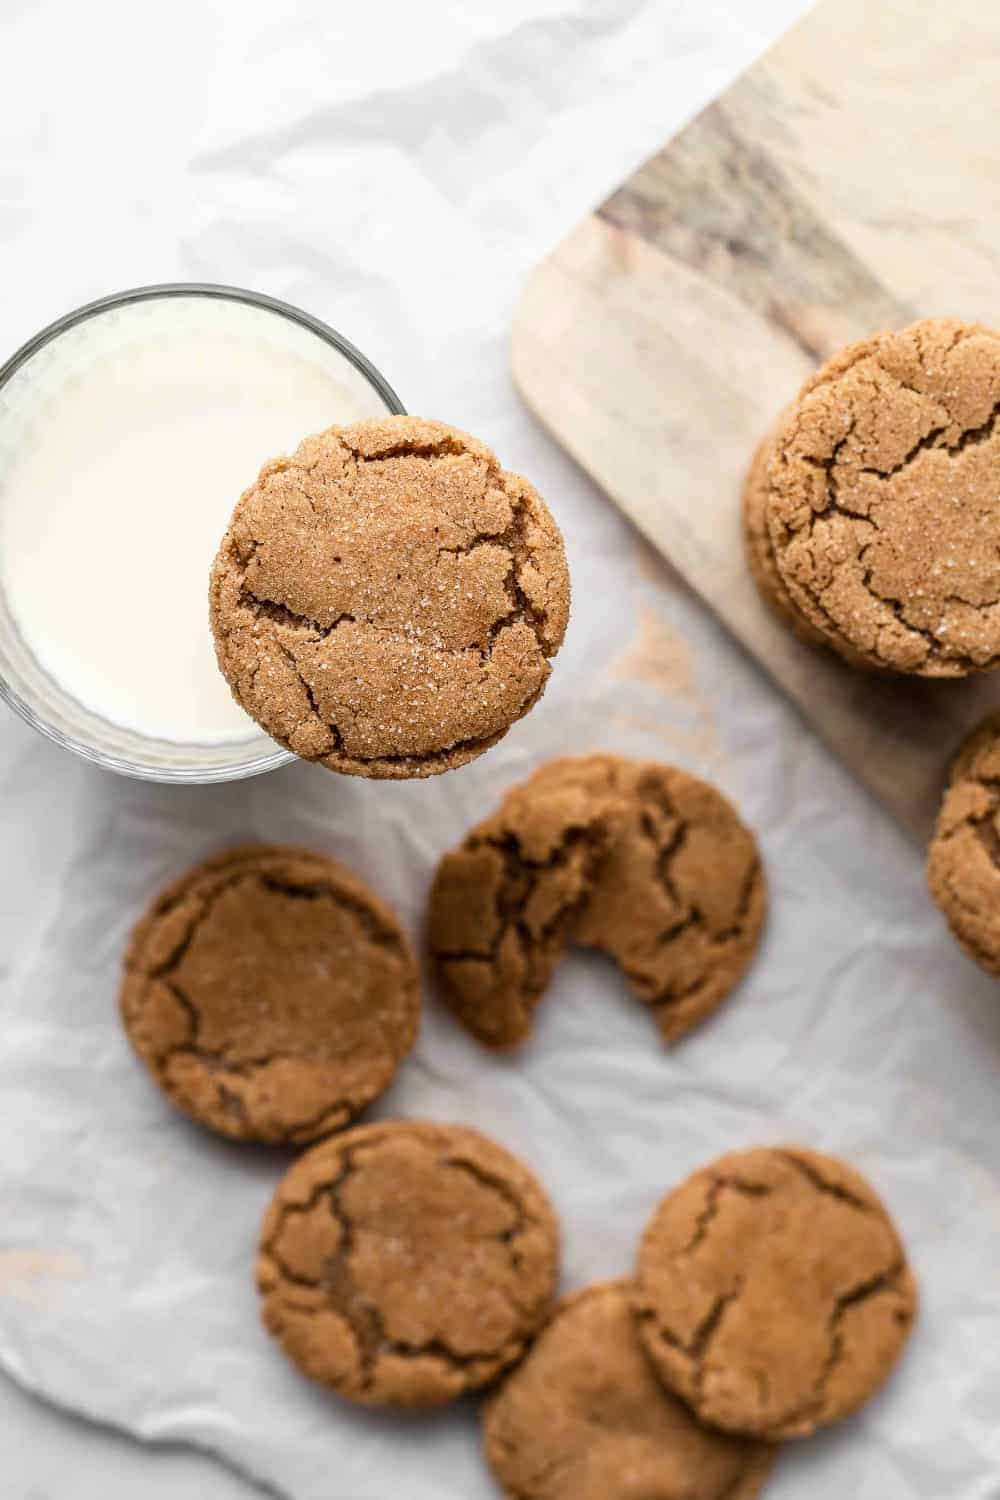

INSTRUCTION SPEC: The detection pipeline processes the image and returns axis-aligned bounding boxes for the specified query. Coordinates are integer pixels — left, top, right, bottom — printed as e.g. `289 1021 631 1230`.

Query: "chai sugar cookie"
634 1146 917 1439
766 318 1000 676
428 754 765 1048
427 756 627 1047
256 1121 559 1407
120 844 419 1144
483 1280 776 1500
210 417 570 778
927 711 1000 973
571 756 765 1043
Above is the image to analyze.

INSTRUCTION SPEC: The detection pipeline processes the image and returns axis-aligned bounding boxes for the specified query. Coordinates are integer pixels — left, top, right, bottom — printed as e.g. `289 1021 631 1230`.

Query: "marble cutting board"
512 0 1000 843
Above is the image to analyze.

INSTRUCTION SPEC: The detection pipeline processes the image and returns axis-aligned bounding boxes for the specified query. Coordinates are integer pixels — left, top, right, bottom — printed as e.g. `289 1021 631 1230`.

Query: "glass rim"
0 281 406 784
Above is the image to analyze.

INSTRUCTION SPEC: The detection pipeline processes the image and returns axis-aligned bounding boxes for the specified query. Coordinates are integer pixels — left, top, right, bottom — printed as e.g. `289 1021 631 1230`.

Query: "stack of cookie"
743 317 1000 678
742 316 1000 989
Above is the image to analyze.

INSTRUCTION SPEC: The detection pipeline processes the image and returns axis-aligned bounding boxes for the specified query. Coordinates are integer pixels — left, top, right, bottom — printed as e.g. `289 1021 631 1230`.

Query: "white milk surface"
0 296 366 744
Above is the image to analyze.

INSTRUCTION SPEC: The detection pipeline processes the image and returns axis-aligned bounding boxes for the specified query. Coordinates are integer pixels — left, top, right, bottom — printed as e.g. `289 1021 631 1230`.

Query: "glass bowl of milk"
0 284 403 781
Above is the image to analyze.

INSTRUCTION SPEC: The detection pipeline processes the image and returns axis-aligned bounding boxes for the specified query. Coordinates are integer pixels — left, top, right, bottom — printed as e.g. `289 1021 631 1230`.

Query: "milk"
0 295 370 745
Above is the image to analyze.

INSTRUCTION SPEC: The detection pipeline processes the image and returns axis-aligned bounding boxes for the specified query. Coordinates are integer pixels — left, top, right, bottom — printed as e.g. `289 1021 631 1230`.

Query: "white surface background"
5 2 1000 1496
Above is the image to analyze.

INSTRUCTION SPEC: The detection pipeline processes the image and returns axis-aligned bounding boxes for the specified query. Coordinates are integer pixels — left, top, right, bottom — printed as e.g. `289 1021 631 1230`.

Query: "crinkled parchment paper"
4 2 1000 1496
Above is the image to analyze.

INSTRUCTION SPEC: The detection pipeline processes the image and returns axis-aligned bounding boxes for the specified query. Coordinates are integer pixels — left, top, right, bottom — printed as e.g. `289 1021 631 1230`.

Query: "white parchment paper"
4 2 1000 1496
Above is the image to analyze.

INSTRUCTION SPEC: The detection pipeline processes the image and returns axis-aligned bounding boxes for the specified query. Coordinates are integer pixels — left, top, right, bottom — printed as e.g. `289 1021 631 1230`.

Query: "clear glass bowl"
0 283 404 783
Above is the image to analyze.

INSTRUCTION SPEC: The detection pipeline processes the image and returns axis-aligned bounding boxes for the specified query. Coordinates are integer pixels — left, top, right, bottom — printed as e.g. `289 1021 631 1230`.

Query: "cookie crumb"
760 318 1000 676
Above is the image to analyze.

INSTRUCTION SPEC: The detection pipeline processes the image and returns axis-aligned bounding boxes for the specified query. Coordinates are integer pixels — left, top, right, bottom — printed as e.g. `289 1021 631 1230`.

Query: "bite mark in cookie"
428 754 765 1048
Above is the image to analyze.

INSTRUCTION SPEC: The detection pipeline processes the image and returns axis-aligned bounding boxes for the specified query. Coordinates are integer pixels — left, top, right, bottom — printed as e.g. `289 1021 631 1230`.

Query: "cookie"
572 757 766 1042
256 1120 559 1406
428 754 765 1048
120 844 419 1144
927 711 1000 973
427 757 627 1047
483 1279 776 1500
742 434 836 650
766 318 1000 676
634 1146 917 1439
210 416 570 778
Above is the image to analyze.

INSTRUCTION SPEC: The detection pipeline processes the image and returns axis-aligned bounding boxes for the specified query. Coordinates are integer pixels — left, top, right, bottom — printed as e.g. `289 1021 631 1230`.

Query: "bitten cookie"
766 318 1000 676
927 711 1000 972
427 757 627 1047
634 1146 916 1439
428 754 765 1048
210 416 570 778
483 1280 776 1500
120 844 419 1144
256 1121 559 1406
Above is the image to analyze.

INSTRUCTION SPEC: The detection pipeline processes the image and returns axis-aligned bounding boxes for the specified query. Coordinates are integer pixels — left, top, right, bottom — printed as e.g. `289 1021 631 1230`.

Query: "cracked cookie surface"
927 711 1000 973
256 1120 559 1406
634 1146 916 1439
429 754 765 1049
483 1279 776 1500
767 318 1000 676
427 756 627 1047
120 845 419 1144
571 756 765 1043
209 416 570 778
742 433 837 651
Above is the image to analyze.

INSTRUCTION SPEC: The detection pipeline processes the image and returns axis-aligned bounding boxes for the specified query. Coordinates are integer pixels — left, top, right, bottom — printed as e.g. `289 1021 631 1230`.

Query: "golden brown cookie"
766 318 1000 676
572 757 765 1042
256 1120 559 1407
428 754 765 1049
210 416 570 778
427 757 627 1047
927 711 1000 973
634 1146 917 1440
483 1279 776 1500
120 844 419 1144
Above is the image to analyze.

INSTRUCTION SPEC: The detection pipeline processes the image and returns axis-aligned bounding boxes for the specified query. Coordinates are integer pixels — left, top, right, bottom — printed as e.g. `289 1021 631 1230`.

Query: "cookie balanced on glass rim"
751 318 1000 676
210 416 570 778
